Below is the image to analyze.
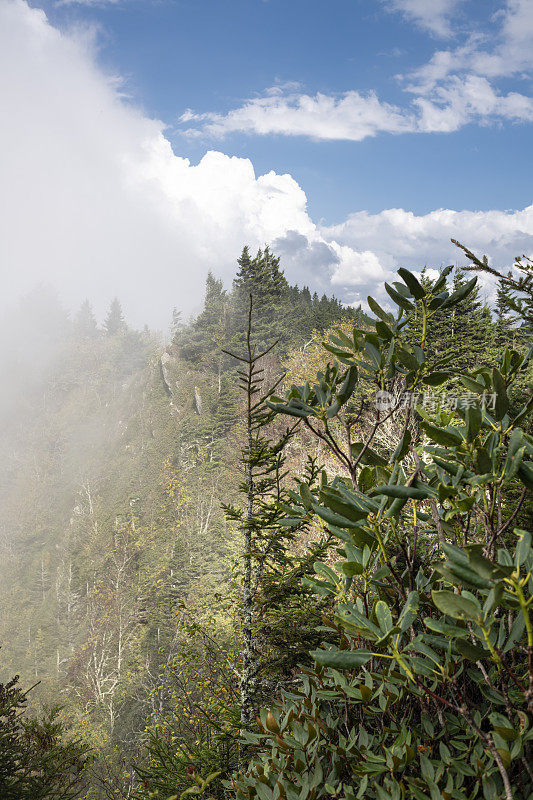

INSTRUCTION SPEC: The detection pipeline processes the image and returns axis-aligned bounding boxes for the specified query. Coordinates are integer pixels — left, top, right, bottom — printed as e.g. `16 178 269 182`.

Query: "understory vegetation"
0 243 531 799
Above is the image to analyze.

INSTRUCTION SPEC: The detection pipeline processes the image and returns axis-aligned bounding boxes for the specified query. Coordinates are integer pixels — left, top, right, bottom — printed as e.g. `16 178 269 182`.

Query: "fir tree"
74 300 98 339
408 268 494 371
104 297 126 337
232 247 290 351
170 307 182 341
493 271 517 350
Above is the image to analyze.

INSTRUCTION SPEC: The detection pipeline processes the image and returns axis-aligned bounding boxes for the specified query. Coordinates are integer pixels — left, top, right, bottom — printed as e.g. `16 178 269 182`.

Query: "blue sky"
40 0 532 220
1 0 532 324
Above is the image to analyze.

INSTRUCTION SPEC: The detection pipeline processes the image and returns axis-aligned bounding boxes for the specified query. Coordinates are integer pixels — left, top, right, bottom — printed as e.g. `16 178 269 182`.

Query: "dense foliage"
0 672 90 798
233 257 532 800
0 244 530 799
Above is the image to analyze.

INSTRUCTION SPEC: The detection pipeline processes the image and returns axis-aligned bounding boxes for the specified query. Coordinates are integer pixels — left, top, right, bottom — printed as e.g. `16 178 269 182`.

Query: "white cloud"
183 1 533 142
318 204 533 306
322 205 533 287
182 78 533 142
381 0 464 38
414 74 533 131
182 87 414 142
404 0 533 91
0 0 531 329
0 1 318 326
56 0 122 6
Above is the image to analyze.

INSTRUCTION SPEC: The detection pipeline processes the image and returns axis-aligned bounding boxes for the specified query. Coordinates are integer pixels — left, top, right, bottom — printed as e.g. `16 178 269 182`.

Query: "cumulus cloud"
183 1 533 142
403 1 533 95
0 1 319 326
381 0 464 38
182 80 533 142
182 87 414 142
0 0 531 329
321 205 533 304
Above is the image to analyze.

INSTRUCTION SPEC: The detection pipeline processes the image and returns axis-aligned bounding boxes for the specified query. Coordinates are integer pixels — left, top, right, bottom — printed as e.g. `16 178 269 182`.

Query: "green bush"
232 261 533 800
0 674 90 799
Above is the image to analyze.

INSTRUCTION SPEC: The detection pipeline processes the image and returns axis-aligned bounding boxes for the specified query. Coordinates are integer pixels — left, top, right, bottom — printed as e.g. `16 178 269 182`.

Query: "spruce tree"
494 271 517 350
104 297 125 337
408 268 494 371
232 246 290 351
74 300 98 339
170 307 182 341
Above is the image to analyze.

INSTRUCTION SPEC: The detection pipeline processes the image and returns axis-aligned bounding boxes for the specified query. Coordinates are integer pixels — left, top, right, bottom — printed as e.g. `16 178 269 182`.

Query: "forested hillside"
0 244 531 800
0 247 361 794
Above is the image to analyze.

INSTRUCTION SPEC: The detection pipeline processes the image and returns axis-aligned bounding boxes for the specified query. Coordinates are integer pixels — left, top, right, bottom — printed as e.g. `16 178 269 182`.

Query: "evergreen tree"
408 267 494 371
74 300 98 339
104 297 125 337
170 307 182 341
197 272 227 333
493 270 517 350
176 272 230 374
232 247 290 351
0 673 90 798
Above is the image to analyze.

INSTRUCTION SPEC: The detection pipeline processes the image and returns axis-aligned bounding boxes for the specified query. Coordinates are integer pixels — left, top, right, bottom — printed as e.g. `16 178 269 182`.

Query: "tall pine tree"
75 300 98 339
104 298 126 337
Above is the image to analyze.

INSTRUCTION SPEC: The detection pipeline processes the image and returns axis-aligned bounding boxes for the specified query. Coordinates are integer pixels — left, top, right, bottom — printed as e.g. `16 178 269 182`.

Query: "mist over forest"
0 239 532 799
2 0 533 798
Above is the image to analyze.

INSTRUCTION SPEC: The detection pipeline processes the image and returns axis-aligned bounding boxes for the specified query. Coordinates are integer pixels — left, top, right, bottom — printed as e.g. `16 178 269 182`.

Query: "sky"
0 0 532 327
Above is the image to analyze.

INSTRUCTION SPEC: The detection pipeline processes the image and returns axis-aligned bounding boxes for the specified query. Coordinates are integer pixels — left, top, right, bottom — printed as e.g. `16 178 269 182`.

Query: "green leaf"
340 561 365 578
517 460 533 490
422 423 462 447
398 268 426 300
475 447 492 474
336 366 358 405
515 529 531 566
431 591 480 621
468 547 513 580
384 496 409 519
299 483 315 510
266 401 310 418
367 295 392 323
365 341 382 369
311 649 373 669
432 455 462 476
455 640 489 661
385 283 414 312
320 489 367 522
514 394 533 427
503 444 526 480
396 348 420 372
440 277 477 309
373 484 432 500
351 443 388 467
422 372 450 386
391 429 411 463
432 265 453 293
313 504 361 529
424 617 468 637
326 399 341 418
375 320 393 340
492 368 509 421
434 563 491 590
460 376 486 394
314 561 338 584
441 542 469 565
398 591 419 631
503 614 525 652
375 600 393 633
465 404 482 442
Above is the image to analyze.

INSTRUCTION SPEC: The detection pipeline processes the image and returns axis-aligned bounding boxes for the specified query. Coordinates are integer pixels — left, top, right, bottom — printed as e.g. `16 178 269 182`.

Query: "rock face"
193 386 202 415
160 345 179 397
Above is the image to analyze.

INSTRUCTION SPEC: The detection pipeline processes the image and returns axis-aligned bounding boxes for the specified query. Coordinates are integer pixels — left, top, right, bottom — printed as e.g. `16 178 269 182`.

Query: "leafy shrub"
0 674 90 799
232 259 533 800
